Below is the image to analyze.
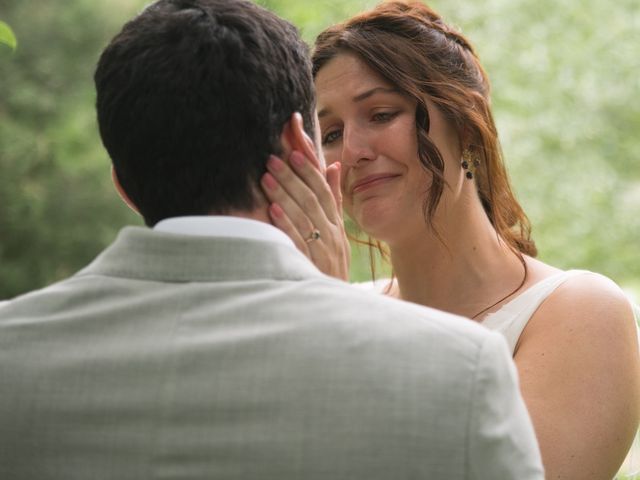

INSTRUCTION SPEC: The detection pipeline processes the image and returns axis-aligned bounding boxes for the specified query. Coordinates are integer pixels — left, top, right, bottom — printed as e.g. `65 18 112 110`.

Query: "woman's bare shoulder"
518 265 637 357
523 256 633 326
543 270 633 322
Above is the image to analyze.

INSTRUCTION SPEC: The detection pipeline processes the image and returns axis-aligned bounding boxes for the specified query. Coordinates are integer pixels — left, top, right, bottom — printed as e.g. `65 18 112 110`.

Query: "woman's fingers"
261 167 351 281
284 113 338 222
261 169 316 240
265 154 336 227
326 162 343 212
264 182 349 280
267 202 309 255
287 151 341 225
259 138 351 281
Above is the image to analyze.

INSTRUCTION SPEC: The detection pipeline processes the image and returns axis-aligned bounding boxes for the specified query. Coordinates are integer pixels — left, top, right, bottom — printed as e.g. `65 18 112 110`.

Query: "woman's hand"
260 150 350 281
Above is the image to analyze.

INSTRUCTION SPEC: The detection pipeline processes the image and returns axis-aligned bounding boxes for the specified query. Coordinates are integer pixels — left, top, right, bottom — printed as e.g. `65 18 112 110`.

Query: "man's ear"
111 166 140 215
279 112 322 170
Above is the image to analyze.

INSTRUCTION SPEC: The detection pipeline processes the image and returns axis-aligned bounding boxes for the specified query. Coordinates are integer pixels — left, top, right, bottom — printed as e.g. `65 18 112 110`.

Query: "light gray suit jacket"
0 226 543 479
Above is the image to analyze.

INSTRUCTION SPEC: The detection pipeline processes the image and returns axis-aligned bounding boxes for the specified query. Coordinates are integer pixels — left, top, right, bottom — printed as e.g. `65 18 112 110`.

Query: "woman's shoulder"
524 257 633 316
521 266 637 353
551 270 633 314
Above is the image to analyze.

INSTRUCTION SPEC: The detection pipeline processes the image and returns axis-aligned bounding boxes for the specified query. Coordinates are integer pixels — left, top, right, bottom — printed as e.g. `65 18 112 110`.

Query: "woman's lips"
351 174 401 194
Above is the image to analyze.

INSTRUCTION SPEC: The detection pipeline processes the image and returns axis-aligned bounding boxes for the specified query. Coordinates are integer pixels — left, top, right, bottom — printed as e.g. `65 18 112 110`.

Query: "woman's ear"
111 166 140 215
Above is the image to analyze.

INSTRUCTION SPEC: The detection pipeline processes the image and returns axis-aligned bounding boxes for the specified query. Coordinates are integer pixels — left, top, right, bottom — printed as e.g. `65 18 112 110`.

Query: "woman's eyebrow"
318 87 400 118
352 87 399 102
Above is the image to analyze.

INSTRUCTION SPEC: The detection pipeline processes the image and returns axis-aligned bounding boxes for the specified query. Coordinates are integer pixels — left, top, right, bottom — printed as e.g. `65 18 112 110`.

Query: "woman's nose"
341 125 375 167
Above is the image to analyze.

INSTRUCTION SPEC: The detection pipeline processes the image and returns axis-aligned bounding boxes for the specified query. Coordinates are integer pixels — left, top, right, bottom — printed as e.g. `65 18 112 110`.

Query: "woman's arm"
514 273 640 479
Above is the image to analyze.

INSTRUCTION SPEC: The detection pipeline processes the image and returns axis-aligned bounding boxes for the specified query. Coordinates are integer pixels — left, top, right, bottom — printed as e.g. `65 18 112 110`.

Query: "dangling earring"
461 149 480 180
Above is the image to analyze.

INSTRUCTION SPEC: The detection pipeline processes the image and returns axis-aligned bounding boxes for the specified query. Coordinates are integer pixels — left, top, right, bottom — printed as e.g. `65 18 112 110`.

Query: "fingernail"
270 203 283 218
267 155 284 172
290 151 305 168
262 172 278 190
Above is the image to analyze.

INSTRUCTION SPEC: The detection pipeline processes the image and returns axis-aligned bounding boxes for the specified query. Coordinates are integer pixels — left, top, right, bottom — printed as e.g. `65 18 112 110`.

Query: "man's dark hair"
95 0 315 226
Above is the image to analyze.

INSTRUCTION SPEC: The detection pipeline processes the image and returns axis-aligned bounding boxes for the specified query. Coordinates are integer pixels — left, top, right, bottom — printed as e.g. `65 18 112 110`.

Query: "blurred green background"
1 0 638 300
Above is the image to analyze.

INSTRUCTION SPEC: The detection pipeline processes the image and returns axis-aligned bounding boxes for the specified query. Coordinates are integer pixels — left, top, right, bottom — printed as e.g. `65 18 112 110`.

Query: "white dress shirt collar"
154 216 295 249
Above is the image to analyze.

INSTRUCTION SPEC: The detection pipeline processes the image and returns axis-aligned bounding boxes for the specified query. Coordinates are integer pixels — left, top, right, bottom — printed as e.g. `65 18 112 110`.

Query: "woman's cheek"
341 195 355 220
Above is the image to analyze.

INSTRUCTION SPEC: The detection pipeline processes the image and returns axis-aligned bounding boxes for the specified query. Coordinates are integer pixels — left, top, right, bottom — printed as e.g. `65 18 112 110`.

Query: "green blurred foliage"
0 0 143 298
0 0 638 299
432 0 640 294
0 21 17 51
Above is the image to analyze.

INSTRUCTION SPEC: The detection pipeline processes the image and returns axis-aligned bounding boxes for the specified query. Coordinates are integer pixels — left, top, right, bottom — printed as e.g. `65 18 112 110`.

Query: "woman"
260 1 640 478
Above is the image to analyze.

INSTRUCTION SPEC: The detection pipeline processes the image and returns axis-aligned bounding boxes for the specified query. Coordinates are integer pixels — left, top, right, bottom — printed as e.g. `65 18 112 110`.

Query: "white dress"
480 269 589 354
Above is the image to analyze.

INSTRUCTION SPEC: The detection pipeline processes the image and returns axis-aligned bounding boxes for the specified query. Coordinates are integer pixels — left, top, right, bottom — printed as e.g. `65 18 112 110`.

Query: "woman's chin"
353 209 397 243
351 201 425 246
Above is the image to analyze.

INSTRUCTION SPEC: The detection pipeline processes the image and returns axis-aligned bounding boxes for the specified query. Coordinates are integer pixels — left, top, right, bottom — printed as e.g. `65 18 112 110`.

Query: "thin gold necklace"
471 254 528 320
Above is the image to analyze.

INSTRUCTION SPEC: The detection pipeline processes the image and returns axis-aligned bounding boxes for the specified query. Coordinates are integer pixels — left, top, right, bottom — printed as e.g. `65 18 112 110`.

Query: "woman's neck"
387 201 526 320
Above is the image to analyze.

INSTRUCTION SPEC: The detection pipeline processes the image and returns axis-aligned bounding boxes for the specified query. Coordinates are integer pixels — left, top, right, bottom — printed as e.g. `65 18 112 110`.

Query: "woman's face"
315 52 461 243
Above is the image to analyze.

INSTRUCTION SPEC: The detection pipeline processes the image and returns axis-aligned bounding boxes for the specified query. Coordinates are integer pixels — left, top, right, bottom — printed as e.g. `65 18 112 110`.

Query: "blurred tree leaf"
0 21 17 51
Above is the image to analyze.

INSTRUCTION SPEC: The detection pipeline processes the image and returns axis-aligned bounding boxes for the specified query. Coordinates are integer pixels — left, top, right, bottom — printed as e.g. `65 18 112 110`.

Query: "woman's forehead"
315 53 399 116
316 53 392 95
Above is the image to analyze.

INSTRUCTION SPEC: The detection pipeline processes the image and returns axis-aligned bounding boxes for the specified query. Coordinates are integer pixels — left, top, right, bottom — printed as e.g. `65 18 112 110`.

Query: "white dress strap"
481 270 591 354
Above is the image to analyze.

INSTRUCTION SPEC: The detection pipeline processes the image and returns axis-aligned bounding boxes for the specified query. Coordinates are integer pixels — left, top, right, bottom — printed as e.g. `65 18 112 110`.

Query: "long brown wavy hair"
313 0 537 257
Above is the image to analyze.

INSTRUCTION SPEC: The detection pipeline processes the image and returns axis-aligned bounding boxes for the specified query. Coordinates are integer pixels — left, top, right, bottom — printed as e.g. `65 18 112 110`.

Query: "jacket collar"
76 227 326 283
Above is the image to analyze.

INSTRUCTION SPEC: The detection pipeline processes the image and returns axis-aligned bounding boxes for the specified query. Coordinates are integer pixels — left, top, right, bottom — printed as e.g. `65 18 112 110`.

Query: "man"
0 1 543 478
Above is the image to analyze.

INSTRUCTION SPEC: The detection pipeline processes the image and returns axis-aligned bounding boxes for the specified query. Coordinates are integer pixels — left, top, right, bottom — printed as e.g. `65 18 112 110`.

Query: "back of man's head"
95 0 315 226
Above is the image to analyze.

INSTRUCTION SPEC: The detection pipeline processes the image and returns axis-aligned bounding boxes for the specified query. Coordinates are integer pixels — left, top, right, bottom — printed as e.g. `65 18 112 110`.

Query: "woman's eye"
372 111 398 123
322 129 342 145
